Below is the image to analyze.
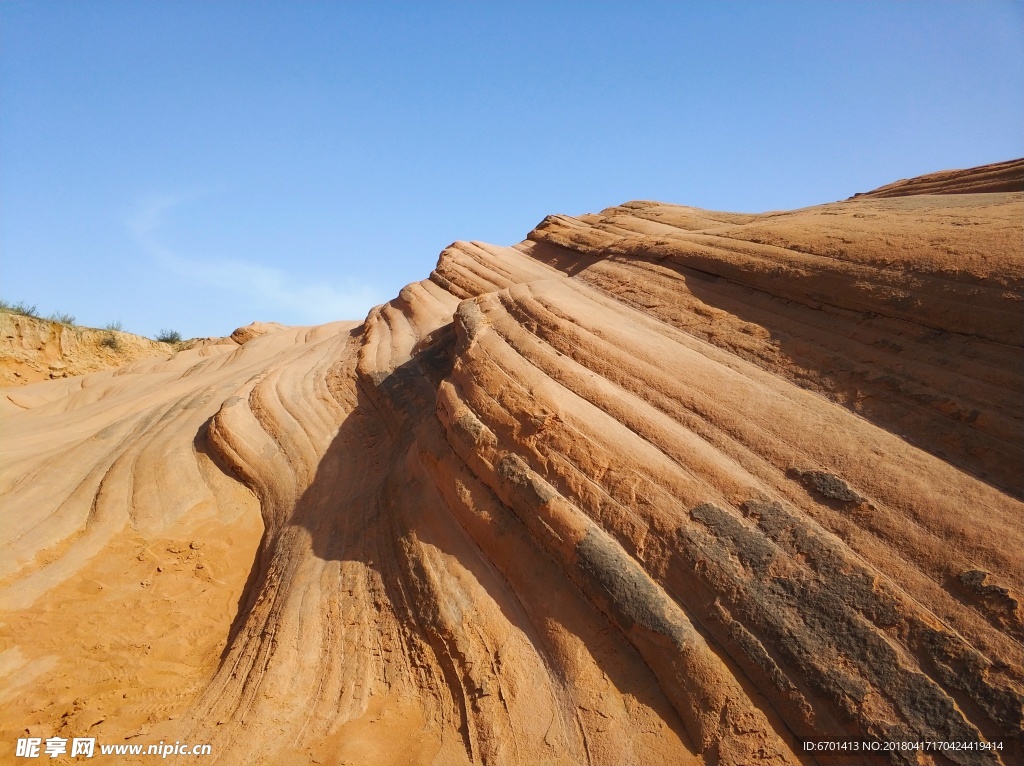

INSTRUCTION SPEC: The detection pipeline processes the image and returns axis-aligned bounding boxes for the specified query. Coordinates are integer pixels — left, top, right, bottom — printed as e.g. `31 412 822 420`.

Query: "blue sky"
2 1 1022 339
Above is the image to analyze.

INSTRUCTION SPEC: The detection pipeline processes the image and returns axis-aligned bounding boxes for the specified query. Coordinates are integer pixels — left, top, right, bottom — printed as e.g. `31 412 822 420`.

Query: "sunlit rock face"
2 160 1022 765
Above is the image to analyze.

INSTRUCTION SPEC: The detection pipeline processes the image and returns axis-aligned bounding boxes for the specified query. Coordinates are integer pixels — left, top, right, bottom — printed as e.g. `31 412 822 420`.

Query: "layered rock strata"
1 162 1021 765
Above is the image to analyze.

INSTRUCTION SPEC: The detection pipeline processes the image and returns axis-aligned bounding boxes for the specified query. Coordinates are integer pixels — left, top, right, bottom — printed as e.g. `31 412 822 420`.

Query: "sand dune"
1 162 1021 765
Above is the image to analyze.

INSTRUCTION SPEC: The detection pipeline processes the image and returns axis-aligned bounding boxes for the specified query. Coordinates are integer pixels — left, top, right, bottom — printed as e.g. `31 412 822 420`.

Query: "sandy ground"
0 162 1021 765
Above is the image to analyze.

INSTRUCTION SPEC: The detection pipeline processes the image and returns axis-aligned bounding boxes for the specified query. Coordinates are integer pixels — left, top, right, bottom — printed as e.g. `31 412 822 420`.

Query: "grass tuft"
49 312 77 326
0 299 40 318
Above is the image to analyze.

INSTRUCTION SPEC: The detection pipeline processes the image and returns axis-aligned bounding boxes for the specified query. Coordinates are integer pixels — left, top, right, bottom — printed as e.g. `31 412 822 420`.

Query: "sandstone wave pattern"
1 162 1022 765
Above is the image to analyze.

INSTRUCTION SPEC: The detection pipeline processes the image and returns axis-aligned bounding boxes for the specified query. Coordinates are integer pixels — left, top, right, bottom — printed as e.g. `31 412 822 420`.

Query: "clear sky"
2 1 1022 339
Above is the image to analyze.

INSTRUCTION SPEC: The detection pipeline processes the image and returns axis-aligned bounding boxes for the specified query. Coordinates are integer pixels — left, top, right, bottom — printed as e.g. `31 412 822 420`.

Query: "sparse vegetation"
49 312 77 326
0 299 40 318
2 299 79 326
100 321 125 350
156 329 183 344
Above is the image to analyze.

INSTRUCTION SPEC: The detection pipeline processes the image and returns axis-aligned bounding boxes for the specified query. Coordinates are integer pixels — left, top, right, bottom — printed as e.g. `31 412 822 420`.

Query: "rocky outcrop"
852 158 1024 198
0 161 1021 765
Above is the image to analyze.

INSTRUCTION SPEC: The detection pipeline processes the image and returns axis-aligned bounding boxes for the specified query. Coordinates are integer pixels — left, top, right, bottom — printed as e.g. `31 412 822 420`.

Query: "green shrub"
105 320 124 332
156 329 182 344
100 333 120 350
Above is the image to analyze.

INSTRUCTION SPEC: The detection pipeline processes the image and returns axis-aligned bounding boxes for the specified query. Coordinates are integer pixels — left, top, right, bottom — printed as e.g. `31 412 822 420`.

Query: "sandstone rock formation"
1 161 1021 765
850 157 1024 198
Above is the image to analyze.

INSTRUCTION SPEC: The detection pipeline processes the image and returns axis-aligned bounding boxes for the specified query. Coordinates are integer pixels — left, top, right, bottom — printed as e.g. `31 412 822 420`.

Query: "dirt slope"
0 313 176 387
1 161 1021 765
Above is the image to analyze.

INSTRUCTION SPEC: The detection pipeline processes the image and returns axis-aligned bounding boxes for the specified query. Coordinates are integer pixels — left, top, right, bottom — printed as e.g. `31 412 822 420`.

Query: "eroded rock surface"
1 162 1021 765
